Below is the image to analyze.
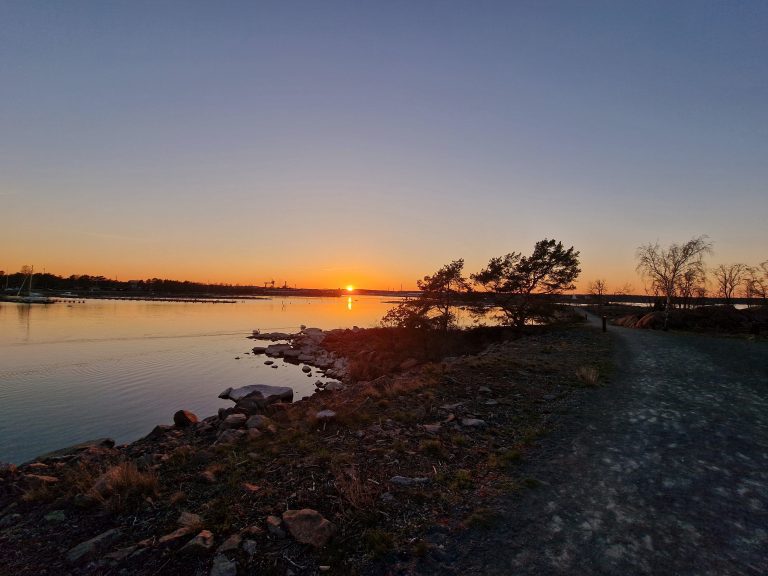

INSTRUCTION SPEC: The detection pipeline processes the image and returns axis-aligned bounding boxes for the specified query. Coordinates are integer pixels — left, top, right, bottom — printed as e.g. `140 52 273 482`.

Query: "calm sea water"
0 295 400 463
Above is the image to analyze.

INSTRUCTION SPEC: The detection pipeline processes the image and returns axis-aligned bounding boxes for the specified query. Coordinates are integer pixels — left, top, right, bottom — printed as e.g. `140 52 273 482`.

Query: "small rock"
252 346 267 354
242 482 260 493
216 533 242 553
485 399 499 406
390 475 430 487
301 365 311 373
173 410 199 427
461 418 487 428
221 414 247 429
423 424 441 434
315 409 337 422
282 509 336 547
210 554 237 576
264 360 274 365
380 492 396 503
182 530 215 553
44 510 66 523
478 386 492 394
266 515 285 538
324 381 344 391
242 539 258 558
543 393 557 401
66 528 122 564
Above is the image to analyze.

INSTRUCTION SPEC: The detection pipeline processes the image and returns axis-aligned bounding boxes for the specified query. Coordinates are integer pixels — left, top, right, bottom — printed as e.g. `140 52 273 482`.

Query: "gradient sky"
1 1 766 290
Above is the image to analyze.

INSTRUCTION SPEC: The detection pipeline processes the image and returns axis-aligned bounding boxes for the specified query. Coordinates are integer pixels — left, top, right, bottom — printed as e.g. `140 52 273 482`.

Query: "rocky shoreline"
0 321 611 575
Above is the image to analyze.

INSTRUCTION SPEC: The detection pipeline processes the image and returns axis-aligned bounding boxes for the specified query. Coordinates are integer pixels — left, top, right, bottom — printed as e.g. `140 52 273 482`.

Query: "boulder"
66 528 122 564
301 366 312 373
281 509 336 547
215 429 246 446
220 385 294 412
461 418 487 428
210 554 238 576
174 410 199 427
221 414 247 429
216 533 242 553
283 349 302 361
265 343 292 357
251 346 267 354
325 381 344 392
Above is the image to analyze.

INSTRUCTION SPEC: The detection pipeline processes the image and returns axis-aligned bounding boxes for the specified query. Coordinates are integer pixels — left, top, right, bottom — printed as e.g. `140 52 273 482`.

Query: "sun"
346 284 354 292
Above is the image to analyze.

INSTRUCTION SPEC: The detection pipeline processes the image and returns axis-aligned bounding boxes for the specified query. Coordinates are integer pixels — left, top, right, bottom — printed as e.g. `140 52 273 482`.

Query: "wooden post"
602 315 607 333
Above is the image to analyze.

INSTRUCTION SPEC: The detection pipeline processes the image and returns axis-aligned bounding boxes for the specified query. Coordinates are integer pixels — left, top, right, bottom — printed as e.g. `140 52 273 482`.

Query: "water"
0 295 397 463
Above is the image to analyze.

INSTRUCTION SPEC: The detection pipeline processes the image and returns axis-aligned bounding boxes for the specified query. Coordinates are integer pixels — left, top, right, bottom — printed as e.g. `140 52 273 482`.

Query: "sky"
1 1 766 291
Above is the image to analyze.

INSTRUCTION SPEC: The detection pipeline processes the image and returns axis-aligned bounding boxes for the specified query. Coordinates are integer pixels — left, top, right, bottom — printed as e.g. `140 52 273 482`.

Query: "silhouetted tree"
382 260 469 330
472 239 581 327
675 267 707 309
588 279 608 305
713 263 748 303
745 261 768 304
635 235 713 329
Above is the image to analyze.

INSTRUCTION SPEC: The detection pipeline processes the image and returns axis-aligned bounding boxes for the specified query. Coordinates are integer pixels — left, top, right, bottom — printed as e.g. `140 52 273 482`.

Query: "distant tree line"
583 235 767 329
0 270 286 296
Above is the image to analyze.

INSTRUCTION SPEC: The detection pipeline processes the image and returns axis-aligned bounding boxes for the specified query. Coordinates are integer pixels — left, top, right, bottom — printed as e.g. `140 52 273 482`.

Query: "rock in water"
174 410 198 427
281 509 336 547
219 385 293 411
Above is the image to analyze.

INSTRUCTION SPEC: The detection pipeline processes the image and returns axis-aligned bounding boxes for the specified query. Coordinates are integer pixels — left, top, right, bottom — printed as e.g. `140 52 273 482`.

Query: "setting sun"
346 285 354 292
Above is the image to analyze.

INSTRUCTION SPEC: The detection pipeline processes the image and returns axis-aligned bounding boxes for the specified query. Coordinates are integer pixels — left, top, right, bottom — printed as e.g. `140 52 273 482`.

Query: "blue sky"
1 1 766 289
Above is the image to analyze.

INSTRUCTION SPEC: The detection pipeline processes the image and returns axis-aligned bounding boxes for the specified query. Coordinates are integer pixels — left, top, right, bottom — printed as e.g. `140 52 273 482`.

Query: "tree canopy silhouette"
472 239 581 327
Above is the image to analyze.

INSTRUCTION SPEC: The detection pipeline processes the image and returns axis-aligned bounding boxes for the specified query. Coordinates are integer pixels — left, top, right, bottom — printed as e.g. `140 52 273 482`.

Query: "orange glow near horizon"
346 285 354 292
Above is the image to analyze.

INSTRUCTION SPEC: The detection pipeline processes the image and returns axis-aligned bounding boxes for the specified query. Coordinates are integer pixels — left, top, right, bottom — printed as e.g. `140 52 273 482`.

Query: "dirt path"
419 319 768 575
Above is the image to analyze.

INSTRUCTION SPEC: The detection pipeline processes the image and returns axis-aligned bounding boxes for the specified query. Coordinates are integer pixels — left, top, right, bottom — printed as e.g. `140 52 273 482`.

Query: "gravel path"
423 319 768 575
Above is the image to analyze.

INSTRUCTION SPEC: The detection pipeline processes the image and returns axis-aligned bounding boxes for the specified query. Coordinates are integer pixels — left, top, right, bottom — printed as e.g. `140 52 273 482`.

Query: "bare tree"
713 263 748 304
613 283 633 297
635 235 713 329
675 267 706 309
745 261 768 304
588 279 608 306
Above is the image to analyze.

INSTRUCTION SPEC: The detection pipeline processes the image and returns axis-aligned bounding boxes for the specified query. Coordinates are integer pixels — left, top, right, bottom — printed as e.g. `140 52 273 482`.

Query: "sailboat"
3 265 55 304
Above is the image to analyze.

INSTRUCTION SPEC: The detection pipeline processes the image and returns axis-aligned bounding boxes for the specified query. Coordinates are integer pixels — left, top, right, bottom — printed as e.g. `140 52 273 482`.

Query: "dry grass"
575 365 600 386
89 461 158 513
333 465 382 510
